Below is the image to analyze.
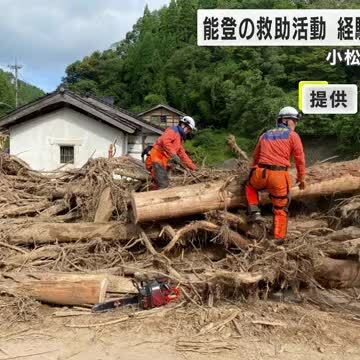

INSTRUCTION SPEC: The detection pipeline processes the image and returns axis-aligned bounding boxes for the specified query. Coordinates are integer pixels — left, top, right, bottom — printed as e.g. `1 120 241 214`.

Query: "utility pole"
8 60 22 108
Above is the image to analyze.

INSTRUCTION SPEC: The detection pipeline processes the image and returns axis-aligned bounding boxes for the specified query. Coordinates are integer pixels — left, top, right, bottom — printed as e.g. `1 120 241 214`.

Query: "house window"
160 115 167 123
151 115 161 124
60 146 74 164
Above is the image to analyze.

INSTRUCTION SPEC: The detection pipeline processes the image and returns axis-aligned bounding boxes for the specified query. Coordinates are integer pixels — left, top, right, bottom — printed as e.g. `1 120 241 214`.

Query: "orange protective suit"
245 124 305 240
146 125 196 189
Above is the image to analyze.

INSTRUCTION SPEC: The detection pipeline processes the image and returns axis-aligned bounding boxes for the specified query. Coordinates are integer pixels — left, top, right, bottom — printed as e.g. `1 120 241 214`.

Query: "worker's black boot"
247 206 265 223
250 211 265 223
273 238 285 246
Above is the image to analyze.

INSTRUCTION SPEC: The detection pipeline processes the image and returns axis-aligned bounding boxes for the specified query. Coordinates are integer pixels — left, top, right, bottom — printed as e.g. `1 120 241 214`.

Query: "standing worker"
146 116 197 189
245 107 306 245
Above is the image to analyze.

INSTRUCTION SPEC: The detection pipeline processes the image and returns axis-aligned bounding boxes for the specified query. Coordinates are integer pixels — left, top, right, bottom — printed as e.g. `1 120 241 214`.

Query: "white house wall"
9 108 125 171
128 134 158 160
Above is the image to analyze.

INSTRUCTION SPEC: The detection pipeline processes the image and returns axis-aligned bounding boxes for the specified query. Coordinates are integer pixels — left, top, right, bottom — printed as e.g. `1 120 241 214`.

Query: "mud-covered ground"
1 300 359 360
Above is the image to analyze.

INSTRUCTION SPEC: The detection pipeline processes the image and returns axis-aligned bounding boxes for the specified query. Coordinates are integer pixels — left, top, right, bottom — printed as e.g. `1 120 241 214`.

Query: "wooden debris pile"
0 144 359 318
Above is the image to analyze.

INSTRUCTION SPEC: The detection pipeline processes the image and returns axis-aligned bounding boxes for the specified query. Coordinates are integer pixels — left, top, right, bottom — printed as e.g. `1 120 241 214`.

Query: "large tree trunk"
315 257 360 288
132 175 360 223
1 272 136 294
0 274 109 305
5 222 161 245
131 180 244 223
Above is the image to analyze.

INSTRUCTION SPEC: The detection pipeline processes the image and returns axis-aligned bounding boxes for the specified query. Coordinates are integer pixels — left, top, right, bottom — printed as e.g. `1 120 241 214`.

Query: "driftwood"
206 211 250 233
162 220 249 253
94 187 114 222
325 226 360 242
5 222 161 245
1 153 360 310
202 270 268 286
324 238 360 256
1 246 60 267
39 200 68 218
315 257 360 288
0 201 52 218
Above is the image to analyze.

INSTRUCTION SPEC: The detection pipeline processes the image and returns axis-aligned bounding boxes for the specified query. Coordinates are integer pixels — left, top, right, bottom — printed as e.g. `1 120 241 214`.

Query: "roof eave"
0 92 136 134
138 104 186 117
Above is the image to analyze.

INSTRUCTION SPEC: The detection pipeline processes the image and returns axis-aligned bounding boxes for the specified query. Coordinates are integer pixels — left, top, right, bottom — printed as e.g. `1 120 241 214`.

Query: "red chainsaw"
92 278 180 313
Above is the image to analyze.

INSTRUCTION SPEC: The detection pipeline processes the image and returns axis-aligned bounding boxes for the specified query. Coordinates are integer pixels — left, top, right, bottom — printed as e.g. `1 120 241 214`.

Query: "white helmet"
278 106 301 121
180 116 197 131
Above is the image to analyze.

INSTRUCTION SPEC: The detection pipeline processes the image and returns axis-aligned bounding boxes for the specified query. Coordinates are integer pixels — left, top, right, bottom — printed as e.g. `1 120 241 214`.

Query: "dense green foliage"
62 0 360 162
185 128 253 165
0 69 44 116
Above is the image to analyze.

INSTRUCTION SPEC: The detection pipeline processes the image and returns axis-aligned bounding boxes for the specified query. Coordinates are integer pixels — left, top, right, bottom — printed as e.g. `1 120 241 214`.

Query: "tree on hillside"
61 0 360 158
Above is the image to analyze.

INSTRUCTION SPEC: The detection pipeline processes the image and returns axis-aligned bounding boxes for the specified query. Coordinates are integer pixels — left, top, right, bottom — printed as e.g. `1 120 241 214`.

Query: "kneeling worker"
245 107 306 245
145 116 197 189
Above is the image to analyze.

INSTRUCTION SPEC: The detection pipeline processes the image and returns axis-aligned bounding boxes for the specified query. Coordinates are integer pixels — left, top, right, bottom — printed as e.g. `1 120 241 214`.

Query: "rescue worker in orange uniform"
245 107 306 245
145 116 197 189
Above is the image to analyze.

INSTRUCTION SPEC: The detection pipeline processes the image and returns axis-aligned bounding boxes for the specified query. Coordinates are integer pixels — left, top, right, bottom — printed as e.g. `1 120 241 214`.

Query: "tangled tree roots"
0 153 359 316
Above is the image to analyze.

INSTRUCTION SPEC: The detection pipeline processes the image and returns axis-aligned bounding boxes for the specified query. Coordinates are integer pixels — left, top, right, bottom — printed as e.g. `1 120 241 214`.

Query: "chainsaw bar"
92 295 139 312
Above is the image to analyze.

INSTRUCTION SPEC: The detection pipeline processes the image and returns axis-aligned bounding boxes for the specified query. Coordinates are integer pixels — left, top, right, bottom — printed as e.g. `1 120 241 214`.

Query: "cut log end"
130 191 139 224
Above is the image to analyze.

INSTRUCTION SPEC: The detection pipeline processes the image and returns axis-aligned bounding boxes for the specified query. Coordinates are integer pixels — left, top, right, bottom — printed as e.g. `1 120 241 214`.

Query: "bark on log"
0 201 51 218
2 246 59 267
202 270 268 286
287 219 329 233
113 169 150 181
326 226 360 242
131 180 243 223
315 257 360 288
206 211 250 233
94 187 114 223
5 222 161 245
322 238 360 256
132 175 360 223
39 200 68 218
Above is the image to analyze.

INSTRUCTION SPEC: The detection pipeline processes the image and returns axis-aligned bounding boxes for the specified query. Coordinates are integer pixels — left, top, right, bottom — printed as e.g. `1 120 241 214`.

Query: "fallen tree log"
322 238 360 256
1 246 60 267
1 272 136 294
3 220 247 250
132 175 360 223
94 187 114 223
0 201 52 218
38 200 68 218
0 277 108 305
5 222 161 245
315 257 360 288
325 226 360 242
201 270 271 286
287 218 329 233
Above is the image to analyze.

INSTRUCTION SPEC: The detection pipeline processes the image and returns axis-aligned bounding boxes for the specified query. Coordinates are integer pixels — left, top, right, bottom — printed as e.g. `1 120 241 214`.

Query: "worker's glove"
298 177 306 190
168 155 181 166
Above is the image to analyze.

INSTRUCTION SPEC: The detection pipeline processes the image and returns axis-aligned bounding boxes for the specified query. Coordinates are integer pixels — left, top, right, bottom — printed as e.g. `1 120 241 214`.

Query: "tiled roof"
138 104 186 117
0 89 163 135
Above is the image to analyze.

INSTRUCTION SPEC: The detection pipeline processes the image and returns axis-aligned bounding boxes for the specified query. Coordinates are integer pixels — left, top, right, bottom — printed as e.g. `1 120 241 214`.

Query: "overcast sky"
0 0 169 92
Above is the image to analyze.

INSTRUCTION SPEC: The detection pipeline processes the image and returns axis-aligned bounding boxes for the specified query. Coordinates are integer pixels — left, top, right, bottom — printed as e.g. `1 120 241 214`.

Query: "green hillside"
0 69 44 116
61 0 360 164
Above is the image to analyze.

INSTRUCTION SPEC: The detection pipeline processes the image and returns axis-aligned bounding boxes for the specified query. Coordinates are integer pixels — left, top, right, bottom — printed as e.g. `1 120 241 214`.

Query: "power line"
8 59 23 108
